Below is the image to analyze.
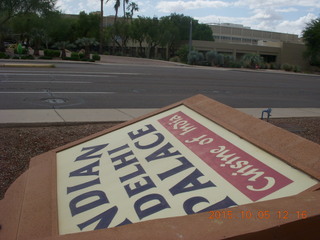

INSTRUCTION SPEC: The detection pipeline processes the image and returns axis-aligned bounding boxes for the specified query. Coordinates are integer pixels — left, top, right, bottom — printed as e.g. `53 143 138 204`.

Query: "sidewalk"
0 108 319 125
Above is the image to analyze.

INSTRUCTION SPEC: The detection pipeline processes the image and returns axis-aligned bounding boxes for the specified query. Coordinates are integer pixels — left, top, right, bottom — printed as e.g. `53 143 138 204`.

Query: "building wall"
191 40 308 68
281 43 308 69
192 40 281 63
210 24 302 45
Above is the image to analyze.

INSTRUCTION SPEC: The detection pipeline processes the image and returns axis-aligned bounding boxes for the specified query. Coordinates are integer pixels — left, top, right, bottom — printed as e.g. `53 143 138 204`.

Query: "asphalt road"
0 60 319 109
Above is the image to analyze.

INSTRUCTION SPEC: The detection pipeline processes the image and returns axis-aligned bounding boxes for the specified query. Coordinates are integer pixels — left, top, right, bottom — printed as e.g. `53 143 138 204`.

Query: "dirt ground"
0 118 319 200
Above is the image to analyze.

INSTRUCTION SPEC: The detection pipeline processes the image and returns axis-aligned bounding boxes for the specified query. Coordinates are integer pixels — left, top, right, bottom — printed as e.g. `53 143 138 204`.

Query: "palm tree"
123 0 129 18
29 28 46 56
126 2 139 19
114 0 120 22
75 37 99 59
53 41 75 58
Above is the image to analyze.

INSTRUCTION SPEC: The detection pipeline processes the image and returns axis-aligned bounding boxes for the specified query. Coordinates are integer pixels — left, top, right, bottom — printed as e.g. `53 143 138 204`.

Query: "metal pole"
189 20 193 52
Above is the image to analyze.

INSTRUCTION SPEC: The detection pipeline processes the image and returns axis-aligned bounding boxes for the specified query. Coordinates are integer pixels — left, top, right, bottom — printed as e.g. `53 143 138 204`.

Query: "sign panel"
56 105 318 235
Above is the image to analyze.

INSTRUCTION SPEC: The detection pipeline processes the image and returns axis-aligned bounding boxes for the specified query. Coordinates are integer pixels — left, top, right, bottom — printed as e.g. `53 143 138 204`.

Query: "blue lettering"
183 196 237 214
69 160 100 177
67 178 101 194
170 169 216 196
124 176 156 198
77 206 132 231
75 144 108 161
146 142 181 162
69 190 108 216
119 164 146 183
128 124 157 140
157 156 194 180
134 194 170 220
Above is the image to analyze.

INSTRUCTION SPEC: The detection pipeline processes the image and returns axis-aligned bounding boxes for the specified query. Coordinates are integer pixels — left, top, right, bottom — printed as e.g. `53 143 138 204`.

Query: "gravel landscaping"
0 118 319 200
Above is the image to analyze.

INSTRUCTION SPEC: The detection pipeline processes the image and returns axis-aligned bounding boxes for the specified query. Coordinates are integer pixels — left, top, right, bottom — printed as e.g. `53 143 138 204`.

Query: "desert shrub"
241 53 264 68
223 55 236 67
188 51 204 65
38 56 53 60
21 55 35 60
206 51 219 66
0 52 9 59
14 47 27 54
270 63 281 70
70 52 80 60
92 54 100 61
282 63 293 71
169 56 180 62
293 65 302 72
44 49 60 58
79 53 85 59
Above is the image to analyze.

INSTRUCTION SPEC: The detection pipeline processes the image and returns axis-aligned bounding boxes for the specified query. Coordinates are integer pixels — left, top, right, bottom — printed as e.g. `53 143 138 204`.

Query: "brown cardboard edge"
0 171 29 240
45 190 320 240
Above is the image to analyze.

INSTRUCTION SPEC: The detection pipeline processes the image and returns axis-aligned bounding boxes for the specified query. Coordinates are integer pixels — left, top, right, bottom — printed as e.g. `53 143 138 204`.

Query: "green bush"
229 62 242 68
92 54 101 61
44 49 60 58
176 45 189 63
38 56 53 60
14 47 27 54
282 63 293 71
70 52 80 60
79 53 85 59
270 63 281 70
188 51 204 65
293 65 302 72
169 56 180 62
223 55 236 67
21 55 35 60
0 52 10 59
241 53 264 69
206 51 219 66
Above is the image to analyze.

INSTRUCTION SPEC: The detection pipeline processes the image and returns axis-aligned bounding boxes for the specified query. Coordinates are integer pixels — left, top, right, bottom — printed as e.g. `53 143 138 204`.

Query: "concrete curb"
0 108 319 126
0 63 55 68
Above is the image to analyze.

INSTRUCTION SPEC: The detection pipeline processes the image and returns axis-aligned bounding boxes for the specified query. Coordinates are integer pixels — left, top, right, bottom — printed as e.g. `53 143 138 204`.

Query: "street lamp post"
189 20 193 52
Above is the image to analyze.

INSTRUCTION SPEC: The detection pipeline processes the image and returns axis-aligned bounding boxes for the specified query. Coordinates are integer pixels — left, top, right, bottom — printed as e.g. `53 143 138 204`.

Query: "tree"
75 11 100 39
126 2 139 19
109 19 131 54
29 28 46 56
123 0 129 18
53 41 75 58
159 14 213 58
0 0 57 51
302 17 320 67
144 17 161 58
113 0 121 22
0 0 57 25
131 17 147 57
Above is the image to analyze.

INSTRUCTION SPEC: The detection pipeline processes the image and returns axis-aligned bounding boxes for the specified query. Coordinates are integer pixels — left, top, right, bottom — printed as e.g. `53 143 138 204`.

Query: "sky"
56 0 320 36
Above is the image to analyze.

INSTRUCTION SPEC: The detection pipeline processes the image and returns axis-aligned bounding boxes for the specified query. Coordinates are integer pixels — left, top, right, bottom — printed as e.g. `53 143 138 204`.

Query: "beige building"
192 23 308 68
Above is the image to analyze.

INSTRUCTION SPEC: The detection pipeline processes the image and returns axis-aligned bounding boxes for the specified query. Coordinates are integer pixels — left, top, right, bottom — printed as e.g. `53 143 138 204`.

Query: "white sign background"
57 106 318 235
